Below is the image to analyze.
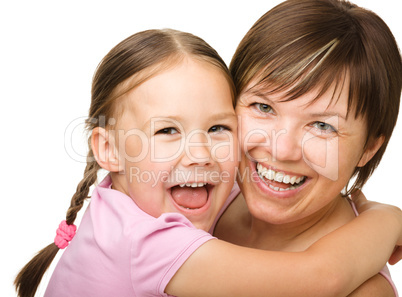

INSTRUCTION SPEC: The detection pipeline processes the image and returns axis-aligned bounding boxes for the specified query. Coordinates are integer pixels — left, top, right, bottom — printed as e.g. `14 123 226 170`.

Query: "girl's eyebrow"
148 112 237 123
141 112 237 130
208 112 237 122
141 116 184 130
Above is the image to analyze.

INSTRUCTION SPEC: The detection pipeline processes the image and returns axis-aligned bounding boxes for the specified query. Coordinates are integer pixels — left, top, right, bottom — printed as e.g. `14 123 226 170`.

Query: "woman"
214 0 402 295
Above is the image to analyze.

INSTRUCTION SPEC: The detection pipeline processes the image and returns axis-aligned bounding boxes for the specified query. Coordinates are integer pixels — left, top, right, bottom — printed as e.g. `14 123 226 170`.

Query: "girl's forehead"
115 58 236 124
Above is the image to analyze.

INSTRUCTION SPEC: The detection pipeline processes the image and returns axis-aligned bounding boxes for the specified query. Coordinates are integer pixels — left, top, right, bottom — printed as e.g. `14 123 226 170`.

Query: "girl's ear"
357 135 385 167
91 127 122 172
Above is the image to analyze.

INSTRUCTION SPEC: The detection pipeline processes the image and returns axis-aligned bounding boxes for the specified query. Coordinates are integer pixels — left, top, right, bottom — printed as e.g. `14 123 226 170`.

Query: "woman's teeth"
256 163 305 191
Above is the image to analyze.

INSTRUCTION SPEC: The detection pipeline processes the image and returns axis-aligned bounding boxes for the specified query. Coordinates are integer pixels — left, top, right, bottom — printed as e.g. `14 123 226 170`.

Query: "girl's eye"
208 125 230 133
155 127 178 135
254 103 273 113
312 122 337 133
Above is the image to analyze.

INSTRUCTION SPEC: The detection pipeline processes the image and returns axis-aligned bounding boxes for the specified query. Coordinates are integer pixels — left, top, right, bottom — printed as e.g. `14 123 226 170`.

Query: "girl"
214 0 402 295
15 28 402 297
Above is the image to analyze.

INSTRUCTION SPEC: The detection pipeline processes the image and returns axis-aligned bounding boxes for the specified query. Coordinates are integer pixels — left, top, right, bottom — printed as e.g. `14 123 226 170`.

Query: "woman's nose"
268 126 303 163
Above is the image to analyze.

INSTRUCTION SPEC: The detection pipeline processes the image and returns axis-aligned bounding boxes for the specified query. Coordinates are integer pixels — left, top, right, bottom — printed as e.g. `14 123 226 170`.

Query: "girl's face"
235 78 378 225
111 58 238 231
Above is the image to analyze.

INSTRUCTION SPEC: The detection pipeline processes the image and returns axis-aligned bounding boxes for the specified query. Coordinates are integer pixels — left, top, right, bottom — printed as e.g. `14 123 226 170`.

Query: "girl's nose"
182 131 213 167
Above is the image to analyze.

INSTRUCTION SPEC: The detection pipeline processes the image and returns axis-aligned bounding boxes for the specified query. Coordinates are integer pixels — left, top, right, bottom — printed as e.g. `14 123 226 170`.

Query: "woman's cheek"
239 122 272 161
301 131 339 181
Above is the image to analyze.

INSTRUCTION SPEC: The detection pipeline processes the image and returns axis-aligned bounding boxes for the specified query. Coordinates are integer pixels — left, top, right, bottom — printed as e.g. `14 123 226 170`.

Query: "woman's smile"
247 158 310 201
256 162 306 191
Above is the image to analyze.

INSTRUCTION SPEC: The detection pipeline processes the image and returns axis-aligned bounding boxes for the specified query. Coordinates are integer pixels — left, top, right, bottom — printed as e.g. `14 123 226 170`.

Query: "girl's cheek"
211 133 238 163
118 130 150 164
152 139 184 161
301 132 339 181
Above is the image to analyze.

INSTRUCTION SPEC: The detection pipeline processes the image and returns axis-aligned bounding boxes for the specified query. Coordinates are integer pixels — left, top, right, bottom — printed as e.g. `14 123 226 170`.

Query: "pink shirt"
45 175 214 297
348 199 399 296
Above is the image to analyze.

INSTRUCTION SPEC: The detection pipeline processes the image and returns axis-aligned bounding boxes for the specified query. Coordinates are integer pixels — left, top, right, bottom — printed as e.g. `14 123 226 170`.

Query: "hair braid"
66 149 99 225
14 148 99 297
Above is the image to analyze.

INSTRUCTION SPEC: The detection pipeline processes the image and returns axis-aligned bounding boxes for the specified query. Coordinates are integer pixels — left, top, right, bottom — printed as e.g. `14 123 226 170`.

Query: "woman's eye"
254 103 273 113
208 125 230 133
156 127 178 135
312 122 337 133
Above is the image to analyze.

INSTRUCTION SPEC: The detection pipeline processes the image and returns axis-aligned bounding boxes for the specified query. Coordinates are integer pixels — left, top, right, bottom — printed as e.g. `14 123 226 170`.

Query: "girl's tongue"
171 186 208 209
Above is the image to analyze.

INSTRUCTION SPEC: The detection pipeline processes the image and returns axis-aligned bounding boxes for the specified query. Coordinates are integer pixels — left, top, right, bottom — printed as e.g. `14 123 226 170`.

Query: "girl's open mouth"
170 183 213 213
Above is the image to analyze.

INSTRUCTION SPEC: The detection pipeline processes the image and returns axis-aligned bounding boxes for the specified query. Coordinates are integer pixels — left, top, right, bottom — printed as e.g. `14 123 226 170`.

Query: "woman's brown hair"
230 0 402 195
14 28 234 297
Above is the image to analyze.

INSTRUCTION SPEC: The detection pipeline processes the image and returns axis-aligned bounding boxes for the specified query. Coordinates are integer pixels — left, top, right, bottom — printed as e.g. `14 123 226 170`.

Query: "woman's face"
235 78 379 225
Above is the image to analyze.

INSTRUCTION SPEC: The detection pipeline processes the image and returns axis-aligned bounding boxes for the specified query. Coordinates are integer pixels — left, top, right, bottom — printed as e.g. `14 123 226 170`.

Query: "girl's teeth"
179 182 207 188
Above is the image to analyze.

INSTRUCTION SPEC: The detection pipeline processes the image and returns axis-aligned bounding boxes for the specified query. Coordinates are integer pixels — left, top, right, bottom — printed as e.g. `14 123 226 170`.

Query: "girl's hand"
352 189 402 265
389 246 402 265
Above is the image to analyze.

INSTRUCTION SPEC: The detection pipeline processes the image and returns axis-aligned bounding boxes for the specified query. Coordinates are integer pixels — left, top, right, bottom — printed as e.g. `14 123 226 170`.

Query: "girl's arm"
348 191 402 297
345 190 400 297
347 274 395 297
353 189 402 265
166 198 402 297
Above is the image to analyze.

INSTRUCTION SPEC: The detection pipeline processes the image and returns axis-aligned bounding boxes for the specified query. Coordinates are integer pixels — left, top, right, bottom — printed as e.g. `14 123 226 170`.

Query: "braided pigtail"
66 150 100 225
14 148 99 297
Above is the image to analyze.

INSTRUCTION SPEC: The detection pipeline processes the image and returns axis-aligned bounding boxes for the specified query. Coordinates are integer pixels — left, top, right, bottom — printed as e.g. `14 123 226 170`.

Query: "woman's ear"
357 135 385 167
91 127 122 172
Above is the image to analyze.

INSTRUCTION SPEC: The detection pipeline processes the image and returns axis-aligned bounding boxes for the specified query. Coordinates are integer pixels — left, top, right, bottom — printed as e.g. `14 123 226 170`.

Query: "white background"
1 0 401 296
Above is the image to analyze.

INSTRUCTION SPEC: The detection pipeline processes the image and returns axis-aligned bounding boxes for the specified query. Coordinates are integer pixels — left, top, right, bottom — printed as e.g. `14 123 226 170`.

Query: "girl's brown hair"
230 0 402 195
14 28 234 297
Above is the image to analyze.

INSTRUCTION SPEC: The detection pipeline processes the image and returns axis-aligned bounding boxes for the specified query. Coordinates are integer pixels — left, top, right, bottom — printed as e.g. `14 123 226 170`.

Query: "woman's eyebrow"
308 111 347 121
247 89 277 105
